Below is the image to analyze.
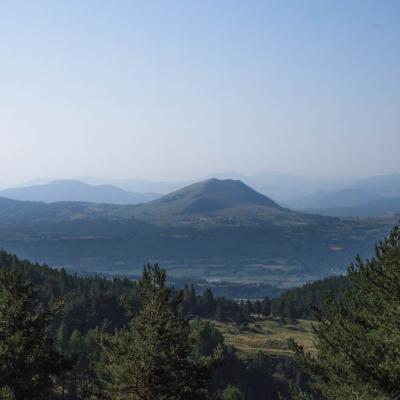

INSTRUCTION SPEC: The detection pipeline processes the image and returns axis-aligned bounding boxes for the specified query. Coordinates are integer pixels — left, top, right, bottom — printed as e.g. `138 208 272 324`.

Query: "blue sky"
0 1 399 185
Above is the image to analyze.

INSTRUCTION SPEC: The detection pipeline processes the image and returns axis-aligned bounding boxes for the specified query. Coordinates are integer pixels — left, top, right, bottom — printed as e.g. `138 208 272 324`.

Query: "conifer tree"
105 264 222 400
0 269 63 399
291 225 400 399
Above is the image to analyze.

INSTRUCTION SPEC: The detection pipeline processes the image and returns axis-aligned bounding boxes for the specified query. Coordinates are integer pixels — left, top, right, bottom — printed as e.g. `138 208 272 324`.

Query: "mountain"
78 172 358 203
0 178 395 288
131 178 282 223
243 172 355 204
285 173 400 212
52 172 400 207
290 189 380 211
311 197 400 218
0 180 160 205
353 173 400 197
79 177 191 195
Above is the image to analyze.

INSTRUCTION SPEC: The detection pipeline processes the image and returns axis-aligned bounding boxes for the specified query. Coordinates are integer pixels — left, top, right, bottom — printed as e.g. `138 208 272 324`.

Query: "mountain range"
0 180 160 205
288 174 400 217
307 197 400 218
3 173 400 217
0 178 395 288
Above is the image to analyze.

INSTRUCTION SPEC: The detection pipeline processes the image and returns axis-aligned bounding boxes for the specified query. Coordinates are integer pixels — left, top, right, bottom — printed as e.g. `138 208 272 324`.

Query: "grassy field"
212 318 316 357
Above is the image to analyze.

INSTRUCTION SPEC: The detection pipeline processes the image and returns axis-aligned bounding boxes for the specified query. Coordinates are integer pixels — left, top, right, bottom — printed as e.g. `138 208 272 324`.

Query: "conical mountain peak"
139 178 281 215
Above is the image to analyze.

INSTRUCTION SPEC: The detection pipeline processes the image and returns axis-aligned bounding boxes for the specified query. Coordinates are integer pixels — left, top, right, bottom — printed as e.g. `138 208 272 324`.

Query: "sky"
0 0 399 186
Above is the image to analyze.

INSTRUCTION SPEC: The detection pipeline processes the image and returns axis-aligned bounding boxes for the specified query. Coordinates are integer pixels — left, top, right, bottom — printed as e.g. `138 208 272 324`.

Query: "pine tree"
261 296 271 317
0 268 64 399
56 321 70 399
68 328 106 400
199 288 216 317
104 264 222 400
182 283 197 316
291 225 400 399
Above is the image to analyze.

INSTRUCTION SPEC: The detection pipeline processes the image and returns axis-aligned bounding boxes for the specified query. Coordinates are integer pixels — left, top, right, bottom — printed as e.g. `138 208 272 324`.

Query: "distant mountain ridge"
0 180 160 205
76 172 400 210
291 189 380 210
285 173 400 217
309 197 400 218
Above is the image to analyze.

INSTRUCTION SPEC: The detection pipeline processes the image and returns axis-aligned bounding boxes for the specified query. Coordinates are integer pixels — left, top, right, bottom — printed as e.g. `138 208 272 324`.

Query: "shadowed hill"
132 178 282 220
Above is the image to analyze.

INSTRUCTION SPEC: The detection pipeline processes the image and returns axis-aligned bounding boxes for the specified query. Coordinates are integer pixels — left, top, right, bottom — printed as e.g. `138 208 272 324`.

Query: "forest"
0 250 306 399
1 225 400 399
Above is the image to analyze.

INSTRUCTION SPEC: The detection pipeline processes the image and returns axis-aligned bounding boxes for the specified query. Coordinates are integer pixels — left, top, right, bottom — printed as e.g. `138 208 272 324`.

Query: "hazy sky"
0 1 399 186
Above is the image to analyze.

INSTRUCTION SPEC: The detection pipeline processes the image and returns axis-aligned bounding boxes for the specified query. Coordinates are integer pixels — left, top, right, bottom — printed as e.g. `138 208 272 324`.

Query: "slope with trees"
291 225 400 399
0 251 312 400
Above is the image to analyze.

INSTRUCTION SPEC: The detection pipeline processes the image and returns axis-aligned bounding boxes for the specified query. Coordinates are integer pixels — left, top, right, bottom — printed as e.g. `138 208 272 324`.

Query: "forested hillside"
271 275 349 319
0 250 310 399
290 225 400 399
0 250 270 330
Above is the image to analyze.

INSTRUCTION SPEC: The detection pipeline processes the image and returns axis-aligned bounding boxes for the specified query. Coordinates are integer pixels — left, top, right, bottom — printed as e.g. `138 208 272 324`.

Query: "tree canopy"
0 269 63 399
292 225 400 399
104 264 223 400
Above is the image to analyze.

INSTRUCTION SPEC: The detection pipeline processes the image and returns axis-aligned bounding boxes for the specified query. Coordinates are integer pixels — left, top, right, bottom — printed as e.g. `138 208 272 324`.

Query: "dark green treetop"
104 264 223 400
0 269 64 399
291 225 400 399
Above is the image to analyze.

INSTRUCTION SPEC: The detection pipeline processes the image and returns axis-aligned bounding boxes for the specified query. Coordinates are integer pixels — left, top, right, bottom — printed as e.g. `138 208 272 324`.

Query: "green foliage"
182 285 255 324
104 265 223 400
190 319 225 360
0 248 345 400
65 328 106 400
220 385 245 400
292 225 400 399
272 276 348 319
0 249 138 336
0 387 15 400
0 269 63 399
0 249 320 399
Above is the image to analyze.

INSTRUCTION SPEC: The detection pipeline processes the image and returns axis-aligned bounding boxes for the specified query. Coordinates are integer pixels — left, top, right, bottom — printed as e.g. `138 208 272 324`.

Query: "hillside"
0 179 395 287
214 319 315 357
0 180 160 205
